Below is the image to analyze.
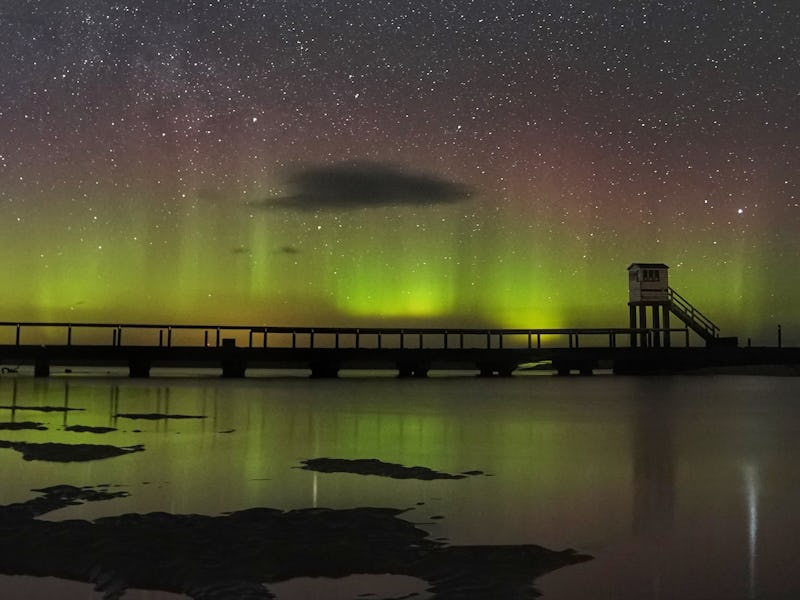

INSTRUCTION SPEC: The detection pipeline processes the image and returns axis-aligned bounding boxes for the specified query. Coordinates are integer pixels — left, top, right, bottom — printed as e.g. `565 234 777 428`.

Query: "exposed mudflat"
0 405 84 412
0 484 129 520
0 440 144 462
299 457 486 480
0 421 47 431
64 425 118 434
114 413 207 420
0 485 590 599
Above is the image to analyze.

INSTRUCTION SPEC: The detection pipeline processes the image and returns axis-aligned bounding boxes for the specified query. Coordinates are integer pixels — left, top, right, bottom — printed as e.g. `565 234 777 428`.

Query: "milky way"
2 1 798 343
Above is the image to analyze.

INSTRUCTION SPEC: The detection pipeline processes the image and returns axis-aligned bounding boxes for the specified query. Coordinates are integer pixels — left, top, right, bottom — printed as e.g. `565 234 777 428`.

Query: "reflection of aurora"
2 375 800 598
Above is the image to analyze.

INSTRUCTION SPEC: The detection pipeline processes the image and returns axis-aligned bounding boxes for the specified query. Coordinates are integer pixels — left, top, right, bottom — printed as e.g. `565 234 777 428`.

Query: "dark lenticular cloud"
261 162 472 211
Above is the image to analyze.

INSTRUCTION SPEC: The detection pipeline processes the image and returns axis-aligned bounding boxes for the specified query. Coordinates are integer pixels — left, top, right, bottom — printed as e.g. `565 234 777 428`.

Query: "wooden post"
34 355 50 378
652 306 661 348
638 305 647 347
629 305 637 347
129 358 151 378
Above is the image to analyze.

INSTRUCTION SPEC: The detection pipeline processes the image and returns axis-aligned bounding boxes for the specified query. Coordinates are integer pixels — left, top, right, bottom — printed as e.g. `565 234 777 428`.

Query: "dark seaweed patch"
0 440 144 462
300 458 484 480
0 405 84 412
0 484 128 521
0 486 591 599
114 413 206 420
64 425 118 434
0 421 47 431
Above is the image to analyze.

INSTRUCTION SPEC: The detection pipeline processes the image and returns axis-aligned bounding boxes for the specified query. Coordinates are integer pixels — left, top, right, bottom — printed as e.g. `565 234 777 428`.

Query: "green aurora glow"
2 2 798 344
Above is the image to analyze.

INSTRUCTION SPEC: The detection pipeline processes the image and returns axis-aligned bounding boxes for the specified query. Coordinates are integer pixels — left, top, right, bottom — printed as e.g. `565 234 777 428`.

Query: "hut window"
642 269 661 282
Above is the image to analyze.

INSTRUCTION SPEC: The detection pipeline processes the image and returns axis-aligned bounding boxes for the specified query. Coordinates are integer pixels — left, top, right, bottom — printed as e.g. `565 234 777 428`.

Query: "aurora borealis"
2 2 798 343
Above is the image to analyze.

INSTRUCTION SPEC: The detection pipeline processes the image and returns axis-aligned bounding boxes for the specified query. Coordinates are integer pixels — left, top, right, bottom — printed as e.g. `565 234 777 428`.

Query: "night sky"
2 1 798 343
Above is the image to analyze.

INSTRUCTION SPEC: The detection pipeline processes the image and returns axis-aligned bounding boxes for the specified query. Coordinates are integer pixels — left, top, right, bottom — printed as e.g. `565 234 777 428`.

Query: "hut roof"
627 263 669 270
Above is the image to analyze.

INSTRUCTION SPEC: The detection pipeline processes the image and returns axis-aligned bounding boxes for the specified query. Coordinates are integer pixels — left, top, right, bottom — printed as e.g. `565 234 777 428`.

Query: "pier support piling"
128 359 151 378
310 363 339 378
34 356 50 378
478 364 515 377
221 360 247 378
398 364 428 378
629 302 671 348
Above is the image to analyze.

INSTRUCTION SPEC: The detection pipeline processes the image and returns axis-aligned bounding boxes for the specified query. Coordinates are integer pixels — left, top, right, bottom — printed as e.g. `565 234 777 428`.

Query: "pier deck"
0 322 794 377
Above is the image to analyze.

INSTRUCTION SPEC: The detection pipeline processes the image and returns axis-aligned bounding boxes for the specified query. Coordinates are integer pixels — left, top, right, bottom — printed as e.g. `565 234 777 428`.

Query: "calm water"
1 372 799 599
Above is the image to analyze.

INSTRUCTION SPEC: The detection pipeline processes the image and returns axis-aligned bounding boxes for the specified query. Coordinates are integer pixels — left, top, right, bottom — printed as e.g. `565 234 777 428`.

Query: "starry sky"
2 1 798 344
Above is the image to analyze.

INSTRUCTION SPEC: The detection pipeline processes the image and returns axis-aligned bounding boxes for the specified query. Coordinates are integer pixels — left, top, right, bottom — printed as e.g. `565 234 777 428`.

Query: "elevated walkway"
0 320 726 378
0 320 789 377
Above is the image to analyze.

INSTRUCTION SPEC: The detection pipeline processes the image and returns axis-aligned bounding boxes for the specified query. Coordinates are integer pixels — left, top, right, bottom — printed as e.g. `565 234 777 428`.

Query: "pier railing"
0 321 692 350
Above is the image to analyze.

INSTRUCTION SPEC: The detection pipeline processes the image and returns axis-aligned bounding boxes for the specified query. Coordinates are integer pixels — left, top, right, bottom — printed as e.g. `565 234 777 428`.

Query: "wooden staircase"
668 287 720 343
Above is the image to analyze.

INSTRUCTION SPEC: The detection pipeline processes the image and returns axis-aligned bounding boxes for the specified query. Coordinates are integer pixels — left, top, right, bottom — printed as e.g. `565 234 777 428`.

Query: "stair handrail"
668 287 720 338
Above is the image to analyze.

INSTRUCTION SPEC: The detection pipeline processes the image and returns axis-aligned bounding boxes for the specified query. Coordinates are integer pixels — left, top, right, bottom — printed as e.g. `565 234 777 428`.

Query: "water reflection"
743 461 760 599
631 392 675 599
633 394 675 537
0 375 798 599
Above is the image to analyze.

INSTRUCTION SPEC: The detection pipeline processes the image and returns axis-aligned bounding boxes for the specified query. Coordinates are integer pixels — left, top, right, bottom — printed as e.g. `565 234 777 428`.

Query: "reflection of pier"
627 389 677 597
0 320 797 378
632 393 675 536
0 380 194 435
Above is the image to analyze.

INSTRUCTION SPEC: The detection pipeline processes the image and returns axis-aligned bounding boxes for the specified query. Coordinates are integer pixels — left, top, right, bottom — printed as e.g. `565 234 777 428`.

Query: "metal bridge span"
1 321 791 378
